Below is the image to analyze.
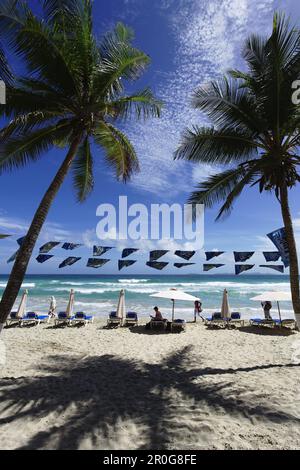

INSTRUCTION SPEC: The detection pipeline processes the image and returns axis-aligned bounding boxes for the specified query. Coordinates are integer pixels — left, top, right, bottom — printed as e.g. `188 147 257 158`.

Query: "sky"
0 0 300 275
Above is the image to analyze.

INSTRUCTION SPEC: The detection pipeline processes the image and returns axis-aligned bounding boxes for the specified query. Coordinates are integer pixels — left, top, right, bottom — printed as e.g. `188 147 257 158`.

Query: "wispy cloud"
122 0 275 197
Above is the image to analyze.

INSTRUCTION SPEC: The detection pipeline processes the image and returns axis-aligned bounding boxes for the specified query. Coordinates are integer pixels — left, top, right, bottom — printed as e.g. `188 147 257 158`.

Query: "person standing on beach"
261 301 272 320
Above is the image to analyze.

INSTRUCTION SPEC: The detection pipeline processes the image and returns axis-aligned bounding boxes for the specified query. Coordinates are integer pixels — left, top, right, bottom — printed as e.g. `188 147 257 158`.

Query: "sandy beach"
0 320 300 450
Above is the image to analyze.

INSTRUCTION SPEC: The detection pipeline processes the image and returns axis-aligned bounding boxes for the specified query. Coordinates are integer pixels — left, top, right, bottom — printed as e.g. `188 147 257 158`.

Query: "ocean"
0 274 295 321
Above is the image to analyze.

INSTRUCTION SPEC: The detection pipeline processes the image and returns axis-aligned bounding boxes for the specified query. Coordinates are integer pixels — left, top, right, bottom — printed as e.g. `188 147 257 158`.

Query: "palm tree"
175 13 300 328
0 0 161 331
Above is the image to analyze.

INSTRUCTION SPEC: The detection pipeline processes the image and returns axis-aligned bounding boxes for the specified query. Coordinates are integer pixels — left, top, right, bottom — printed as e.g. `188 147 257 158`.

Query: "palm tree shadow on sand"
0 346 299 450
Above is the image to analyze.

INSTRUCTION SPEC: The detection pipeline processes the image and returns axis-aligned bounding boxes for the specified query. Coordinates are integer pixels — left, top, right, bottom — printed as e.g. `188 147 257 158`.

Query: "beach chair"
250 318 279 327
107 311 122 327
150 318 167 331
19 312 49 327
205 312 227 328
124 312 138 327
250 317 296 329
6 311 22 326
54 311 73 326
71 312 94 326
6 290 28 326
54 289 75 326
228 312 244 327
170 319 186 333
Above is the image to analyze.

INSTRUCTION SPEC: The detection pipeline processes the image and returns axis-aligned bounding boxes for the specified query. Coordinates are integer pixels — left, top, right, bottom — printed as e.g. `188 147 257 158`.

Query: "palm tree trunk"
0 134 82 334
280 182 300 329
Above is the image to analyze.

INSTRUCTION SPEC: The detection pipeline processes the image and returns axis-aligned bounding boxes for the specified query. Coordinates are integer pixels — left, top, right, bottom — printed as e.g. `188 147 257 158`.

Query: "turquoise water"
0 274 294 320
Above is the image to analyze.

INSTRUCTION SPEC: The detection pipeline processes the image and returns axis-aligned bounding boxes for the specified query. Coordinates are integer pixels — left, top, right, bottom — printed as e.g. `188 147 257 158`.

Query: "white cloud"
122 0 275 196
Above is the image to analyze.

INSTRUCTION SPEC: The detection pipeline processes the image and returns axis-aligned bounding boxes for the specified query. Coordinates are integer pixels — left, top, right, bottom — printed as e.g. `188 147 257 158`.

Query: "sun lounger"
71 312 94 326
19 312 47 327
54 311 73 326
170 319 186 332
124 312 138 327
250 317 296 328
150 318 167 331
229 312 244 327
107 311 122 327
205 312 227 328
6 312 22 326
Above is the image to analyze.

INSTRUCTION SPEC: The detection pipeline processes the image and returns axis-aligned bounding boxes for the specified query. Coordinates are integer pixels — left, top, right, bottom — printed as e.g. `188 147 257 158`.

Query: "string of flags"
0 227 290 273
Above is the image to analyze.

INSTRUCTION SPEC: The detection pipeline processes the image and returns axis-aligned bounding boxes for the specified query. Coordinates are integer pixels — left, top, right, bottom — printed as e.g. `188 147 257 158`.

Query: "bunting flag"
0 234 11 239
122 248 139 258
62 243 83 251
149 250 169 261
93 246 113 257
87 258 110 268
7 237 25 263
7 250 19 264
235 264 255 275
262 251 281 262
59 257 81 269
174 250 196 261
39 241 61 254
234 252 255 262
146 261 169 270
205 251 225 261
118 260 137 271
17 236 26 246
174 263 195 269
203 264 225 272
259 264 284 273
36 254 54 264
267 227 290 267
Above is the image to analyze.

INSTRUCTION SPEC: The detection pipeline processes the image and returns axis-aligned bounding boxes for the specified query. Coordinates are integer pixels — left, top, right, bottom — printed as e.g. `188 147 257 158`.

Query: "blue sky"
0 0 300 275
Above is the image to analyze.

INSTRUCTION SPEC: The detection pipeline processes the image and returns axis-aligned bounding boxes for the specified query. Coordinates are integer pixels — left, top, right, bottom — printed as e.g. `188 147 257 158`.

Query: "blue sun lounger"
54 312 73 326
71 312 94 325
170 319 186 333
229 312 244 327
205 312 227 328
6 312 22 326
107 311 122 327
124 312 138 326
19 312 50 327
250 318 295 328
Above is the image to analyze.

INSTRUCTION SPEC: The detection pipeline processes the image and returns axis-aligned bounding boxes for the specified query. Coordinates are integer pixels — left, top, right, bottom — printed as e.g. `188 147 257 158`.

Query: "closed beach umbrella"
48 296 57 316
16 289 28 318
221 289 231 319
250 291 292 322
116 289 126 320
150 288 200 321
66 289 75 317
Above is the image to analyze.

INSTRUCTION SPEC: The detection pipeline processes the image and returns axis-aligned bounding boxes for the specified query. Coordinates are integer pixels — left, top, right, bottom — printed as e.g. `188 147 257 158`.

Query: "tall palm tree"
0 0 161 331
175 13 300 328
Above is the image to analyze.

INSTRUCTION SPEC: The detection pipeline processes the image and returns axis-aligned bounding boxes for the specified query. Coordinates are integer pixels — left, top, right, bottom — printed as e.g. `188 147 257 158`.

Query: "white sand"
0 320 300 450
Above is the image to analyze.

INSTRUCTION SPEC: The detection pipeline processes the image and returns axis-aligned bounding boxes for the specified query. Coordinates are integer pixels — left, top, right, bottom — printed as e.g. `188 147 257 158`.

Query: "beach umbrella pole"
172 299 175 322
277 301 282 325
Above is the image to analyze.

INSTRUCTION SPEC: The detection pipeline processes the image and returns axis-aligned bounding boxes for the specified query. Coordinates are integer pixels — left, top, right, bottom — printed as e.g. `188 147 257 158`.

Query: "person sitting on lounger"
261 301 272 320
151 306 166 322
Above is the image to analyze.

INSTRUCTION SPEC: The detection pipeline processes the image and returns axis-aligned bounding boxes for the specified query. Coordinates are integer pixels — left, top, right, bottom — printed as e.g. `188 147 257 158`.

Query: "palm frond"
97 23 150 99
72 135 94 202
192 77 264 133
43 0 81 26
175 126 260 165
107 88 162 120
189 166 257 220
93 122 139 181
0 121 71 173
